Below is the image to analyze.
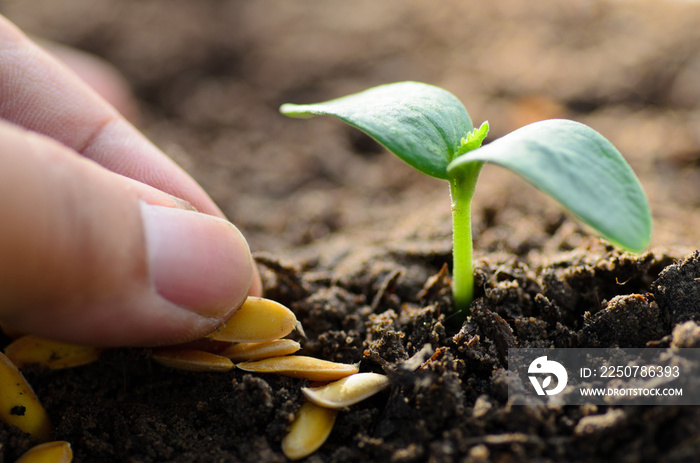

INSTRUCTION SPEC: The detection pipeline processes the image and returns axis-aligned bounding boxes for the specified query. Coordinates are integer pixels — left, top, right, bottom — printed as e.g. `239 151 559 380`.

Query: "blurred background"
2 0 699 256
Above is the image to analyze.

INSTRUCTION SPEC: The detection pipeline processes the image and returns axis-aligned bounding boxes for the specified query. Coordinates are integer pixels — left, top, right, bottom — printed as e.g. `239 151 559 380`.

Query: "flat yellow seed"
0 352 52 442
15 441 73 463
220 339 301 362
282 401 337 460
207 297 297 343
151 349 234 372
5 335 102 370
237 355 359 381
302 373 390 408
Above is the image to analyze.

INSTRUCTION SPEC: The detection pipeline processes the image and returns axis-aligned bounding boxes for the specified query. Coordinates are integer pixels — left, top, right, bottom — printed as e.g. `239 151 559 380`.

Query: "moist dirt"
2 1 700 462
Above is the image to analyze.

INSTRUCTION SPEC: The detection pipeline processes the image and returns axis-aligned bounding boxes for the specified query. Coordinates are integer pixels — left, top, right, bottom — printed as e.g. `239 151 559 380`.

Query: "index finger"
0 14 223 217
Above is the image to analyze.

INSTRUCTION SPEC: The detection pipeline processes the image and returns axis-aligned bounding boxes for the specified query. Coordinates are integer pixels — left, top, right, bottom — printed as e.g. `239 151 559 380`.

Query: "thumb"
0 121 255 346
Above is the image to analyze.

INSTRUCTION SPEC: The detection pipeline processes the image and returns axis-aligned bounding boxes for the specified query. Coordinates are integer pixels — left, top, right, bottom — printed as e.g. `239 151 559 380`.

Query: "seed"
5 335 102 370
168 338 231 355
207 297 297 343
281 401 337 460
15 441 72 463
302 372 390 408
237 356 359 381
0 352 52 442
151 348 234 372
220 339 301 362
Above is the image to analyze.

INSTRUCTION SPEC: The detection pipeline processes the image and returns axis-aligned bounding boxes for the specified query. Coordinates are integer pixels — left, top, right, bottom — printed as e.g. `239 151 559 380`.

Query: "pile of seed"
0 297 390 461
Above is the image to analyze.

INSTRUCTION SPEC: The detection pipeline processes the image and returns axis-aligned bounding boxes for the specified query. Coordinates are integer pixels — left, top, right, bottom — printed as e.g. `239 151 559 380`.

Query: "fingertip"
140 204 255 320
0 122 256 347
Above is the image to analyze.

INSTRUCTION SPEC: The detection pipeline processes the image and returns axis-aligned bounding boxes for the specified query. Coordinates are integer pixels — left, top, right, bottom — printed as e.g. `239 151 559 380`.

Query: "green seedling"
280 82 652 317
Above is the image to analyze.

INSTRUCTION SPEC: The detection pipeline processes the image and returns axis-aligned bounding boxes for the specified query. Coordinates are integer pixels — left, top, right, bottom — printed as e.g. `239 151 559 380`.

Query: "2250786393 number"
599 365 680 378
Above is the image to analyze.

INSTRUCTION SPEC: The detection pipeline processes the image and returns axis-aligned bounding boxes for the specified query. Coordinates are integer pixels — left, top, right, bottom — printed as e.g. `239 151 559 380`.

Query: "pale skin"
0 15 262 347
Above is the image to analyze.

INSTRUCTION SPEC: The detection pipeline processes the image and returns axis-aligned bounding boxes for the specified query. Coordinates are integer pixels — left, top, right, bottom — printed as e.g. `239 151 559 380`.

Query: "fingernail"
140 203 253 318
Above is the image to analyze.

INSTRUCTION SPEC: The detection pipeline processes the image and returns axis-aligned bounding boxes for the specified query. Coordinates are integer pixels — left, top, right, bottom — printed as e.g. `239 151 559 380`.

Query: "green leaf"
280 82 473 179
457 121 490 156
447 119 652 252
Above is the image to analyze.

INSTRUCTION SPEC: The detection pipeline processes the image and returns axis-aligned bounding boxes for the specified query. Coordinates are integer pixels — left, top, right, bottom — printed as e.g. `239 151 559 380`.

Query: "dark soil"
2 1 700 462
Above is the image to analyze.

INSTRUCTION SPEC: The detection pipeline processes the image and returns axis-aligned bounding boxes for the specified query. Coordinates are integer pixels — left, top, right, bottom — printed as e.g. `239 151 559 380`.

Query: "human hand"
0 15 262 347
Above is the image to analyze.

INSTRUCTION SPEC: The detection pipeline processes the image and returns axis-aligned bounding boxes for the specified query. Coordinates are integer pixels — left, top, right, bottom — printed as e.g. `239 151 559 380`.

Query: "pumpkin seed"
5 335 101 370
281 401 337 460
207 297 297 343
152 348 234 372
0 352 52 442
220 339 300 362
237 355 359 381
302 372 390 408
15 441 72 463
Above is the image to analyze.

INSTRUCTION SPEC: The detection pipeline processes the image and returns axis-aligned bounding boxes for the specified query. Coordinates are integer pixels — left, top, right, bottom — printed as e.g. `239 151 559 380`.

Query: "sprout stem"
449 161 483 316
